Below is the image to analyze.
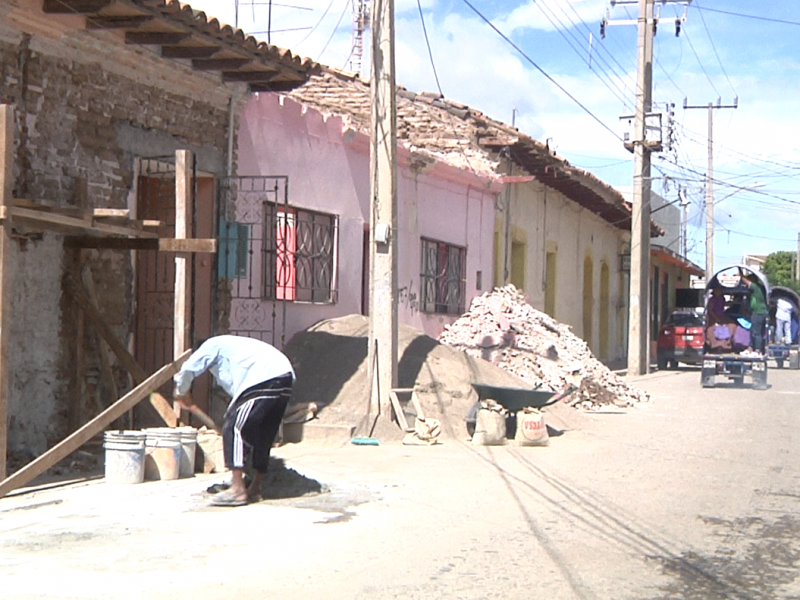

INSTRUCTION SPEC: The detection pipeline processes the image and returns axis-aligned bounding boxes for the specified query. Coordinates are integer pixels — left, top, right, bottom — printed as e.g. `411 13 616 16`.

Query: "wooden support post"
81 265 120 409
0 106 12 480
65 276 178 427
0 351 191 499
174 150 194 421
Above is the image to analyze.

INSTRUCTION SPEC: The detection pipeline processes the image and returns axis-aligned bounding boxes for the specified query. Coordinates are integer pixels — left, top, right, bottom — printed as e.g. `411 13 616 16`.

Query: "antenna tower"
350 0 369 74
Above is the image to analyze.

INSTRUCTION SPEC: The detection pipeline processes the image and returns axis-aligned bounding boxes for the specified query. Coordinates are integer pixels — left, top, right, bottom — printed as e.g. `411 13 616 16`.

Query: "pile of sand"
284 314 534 441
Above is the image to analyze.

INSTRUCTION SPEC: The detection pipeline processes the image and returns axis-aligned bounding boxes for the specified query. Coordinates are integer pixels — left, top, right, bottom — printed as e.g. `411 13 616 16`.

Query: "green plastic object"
351 437 380 446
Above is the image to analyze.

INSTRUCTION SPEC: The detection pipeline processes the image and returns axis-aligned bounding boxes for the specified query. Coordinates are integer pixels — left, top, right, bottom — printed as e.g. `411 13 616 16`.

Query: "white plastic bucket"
176 426 198 478
143 428 182 481
103 431 146 484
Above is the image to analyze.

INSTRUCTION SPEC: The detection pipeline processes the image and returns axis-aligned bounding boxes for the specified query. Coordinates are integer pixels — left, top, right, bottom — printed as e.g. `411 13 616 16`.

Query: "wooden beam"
161 45 220 59
0 106 13 480
81 265 119 408
160 238 216 253
222 70 279 83
65 276 178 427
174 150 193 421
7 206 158 238
0 350 190 499
93 208 130 218
42 0 111 13
249 79 306 93
125 31 190 45
192 58 252 71
86 16 154 29
65 276 147 384
63 236 216 253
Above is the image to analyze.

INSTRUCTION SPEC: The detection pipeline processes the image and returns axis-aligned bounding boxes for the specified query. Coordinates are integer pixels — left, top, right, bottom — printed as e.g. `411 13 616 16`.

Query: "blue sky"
185 0 800 271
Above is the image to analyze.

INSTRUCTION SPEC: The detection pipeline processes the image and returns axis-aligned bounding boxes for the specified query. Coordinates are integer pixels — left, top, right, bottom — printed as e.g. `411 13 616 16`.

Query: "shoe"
210 490 248 507
205 474 252 494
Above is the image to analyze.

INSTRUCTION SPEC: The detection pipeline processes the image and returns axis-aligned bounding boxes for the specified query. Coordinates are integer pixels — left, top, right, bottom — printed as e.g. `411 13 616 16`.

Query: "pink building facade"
234 92 501 345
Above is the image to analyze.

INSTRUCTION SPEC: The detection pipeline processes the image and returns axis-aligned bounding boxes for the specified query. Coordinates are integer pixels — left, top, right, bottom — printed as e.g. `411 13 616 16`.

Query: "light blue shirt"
174 335 295 402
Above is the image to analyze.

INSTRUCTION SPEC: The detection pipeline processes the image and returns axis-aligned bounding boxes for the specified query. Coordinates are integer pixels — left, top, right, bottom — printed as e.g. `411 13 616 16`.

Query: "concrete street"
2 365 800 600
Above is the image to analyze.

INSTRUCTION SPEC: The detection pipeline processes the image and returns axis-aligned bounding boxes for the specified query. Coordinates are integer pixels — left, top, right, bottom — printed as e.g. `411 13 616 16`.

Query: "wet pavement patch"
647 514 800 600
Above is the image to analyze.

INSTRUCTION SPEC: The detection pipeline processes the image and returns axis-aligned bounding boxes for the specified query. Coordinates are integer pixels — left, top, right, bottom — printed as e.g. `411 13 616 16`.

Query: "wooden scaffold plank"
0 350 191 499
0 106 13 480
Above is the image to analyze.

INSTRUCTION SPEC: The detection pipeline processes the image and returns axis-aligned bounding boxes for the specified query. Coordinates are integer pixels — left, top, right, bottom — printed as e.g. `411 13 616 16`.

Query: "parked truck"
701 265 769 390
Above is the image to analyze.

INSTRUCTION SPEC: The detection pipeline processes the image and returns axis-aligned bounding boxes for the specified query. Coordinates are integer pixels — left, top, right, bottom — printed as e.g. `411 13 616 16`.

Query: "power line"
531 0 634 111
681 27 720 98
459 0 622 142
693 0 737 97
317 0 350 60
694 6 800 27
415 0 442 95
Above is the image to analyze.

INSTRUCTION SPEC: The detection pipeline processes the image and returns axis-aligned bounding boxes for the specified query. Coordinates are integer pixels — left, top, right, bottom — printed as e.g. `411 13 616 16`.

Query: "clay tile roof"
40 0 319 92
286 66 659 234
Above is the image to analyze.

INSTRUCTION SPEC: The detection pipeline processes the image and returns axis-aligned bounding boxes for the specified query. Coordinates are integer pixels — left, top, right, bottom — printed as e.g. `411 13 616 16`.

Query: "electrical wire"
530 0 634 111
693 0 737 98
681 27 721 98
291 0 337 47
694 6 800 27
317 0 350 60
416 0 442 95
459 0 622 142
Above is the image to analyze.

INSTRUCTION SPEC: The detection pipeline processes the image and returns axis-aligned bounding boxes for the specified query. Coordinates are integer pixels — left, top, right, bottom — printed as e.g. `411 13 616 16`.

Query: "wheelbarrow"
465 383 578 437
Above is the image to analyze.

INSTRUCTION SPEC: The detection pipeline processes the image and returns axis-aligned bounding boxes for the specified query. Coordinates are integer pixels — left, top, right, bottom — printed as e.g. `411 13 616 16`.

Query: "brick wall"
0 20 240 454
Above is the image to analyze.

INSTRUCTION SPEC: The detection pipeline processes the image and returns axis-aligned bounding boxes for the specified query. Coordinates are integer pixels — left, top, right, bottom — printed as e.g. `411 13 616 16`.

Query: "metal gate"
216 176 290 348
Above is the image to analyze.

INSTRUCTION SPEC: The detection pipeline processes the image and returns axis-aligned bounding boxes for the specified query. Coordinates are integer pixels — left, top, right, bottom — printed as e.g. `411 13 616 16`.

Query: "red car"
657 310 705 370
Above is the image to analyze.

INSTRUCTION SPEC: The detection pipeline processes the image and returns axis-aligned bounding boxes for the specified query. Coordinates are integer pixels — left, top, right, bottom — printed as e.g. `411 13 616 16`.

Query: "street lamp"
706 182 765 281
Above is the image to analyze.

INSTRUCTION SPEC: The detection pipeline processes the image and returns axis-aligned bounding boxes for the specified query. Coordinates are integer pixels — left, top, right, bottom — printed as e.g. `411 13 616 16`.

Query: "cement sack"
472 400 507 446
515 407 549 446
403 416 442 446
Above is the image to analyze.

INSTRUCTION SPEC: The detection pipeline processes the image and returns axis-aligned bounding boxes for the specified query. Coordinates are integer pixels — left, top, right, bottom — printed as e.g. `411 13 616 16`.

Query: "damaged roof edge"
292 67 656 234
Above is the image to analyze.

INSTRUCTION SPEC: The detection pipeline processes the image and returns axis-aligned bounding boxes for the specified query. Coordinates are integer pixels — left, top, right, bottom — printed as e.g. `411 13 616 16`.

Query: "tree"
762 251 800 293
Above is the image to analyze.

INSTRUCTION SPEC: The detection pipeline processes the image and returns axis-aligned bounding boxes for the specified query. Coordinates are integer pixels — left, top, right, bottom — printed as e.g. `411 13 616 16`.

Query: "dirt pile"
284 314 534 440
438 285 650 409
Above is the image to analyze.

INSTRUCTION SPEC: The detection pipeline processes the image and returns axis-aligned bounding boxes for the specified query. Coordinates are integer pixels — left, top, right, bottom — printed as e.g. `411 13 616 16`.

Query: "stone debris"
438 285 650 410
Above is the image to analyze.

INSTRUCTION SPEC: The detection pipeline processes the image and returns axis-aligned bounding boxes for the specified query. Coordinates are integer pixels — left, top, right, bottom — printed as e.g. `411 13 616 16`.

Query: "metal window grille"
420 238 466 315
262 203 338 303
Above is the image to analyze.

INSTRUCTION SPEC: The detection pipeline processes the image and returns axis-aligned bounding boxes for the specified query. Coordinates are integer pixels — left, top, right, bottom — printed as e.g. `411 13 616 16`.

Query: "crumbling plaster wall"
0 9 240 455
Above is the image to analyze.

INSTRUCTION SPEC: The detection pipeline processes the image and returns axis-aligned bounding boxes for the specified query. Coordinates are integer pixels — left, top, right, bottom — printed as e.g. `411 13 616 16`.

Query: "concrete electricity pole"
684 98 737 281
626 0 654 377
604 0 690 375
368 0 398 421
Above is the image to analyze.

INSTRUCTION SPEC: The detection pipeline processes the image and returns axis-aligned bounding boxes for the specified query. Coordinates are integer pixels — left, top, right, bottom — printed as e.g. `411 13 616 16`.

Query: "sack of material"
714 324 731 340
733 325 751 350
471 400 508 446
403 417 442 446
515 407 550 446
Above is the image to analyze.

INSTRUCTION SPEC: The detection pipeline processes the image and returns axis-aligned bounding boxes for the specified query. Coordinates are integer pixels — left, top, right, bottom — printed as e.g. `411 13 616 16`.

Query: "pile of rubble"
438 286 650 410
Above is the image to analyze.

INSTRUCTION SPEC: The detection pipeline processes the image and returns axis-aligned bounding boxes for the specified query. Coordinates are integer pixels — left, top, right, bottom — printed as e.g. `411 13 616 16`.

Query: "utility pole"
605 0 689 376
684 98 737 281
796 232 800 282
627 0 653 376
368 0 398 422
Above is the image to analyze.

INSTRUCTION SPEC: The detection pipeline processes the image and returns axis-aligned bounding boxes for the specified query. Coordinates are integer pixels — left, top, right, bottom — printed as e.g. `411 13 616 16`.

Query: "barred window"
420 238 466 315
263 203 338 303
